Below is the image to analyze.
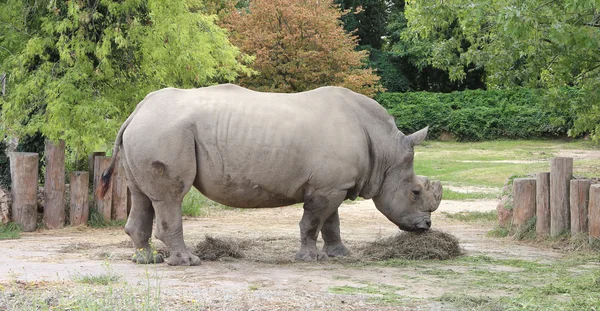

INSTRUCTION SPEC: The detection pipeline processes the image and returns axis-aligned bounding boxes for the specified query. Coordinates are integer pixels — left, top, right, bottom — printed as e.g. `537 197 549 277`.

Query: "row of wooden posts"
512 157 600 243
9 140 128 232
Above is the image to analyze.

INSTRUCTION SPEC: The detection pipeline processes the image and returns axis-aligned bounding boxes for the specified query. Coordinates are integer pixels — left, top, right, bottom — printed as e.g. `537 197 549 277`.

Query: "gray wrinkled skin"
104 84 442 266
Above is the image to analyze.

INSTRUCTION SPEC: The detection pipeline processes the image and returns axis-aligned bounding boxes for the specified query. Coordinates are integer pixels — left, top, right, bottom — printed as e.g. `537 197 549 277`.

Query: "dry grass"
193 235 250 261
358 230 463 260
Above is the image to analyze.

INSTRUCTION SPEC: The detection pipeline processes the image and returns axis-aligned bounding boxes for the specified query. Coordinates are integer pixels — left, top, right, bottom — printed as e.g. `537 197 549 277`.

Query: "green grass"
73 272 121 285
442 211 497 222
0 222 21 240
333 252 600 310
87 208 126 228
442 189 499 200
182 188 232 217
414 140 600 198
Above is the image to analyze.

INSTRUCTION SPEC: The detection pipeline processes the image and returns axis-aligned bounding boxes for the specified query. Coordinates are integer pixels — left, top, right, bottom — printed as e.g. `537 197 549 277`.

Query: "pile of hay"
193 235 249 261
359 230 462 260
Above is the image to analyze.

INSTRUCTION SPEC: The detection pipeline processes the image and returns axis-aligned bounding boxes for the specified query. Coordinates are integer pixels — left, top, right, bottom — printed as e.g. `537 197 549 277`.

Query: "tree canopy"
222 0 383 97
0 0 251 156
402 0 600 139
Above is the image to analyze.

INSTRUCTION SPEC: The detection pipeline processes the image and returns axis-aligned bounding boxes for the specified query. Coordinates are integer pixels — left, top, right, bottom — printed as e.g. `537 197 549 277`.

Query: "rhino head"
372 127 443 232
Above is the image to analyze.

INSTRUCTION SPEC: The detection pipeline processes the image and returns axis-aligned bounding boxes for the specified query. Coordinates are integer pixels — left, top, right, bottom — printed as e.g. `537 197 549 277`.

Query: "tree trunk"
10 152 39 232
69 171 89 226
550 157 573 237
589 184 600 243
512 178 536 227
112 155 128 221
88 152 106 185
93 156 112 221
536 172 550 237
570 179 591 235
43 140 65 229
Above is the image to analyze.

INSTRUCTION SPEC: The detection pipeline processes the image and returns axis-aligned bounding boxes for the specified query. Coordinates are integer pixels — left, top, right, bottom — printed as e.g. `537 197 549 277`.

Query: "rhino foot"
132 248 164 264
166 250 201 266
295 247 329 261
323 242 349 257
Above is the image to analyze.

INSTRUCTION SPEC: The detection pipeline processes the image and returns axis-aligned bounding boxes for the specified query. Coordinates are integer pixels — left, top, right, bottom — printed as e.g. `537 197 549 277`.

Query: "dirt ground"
0 197 571 310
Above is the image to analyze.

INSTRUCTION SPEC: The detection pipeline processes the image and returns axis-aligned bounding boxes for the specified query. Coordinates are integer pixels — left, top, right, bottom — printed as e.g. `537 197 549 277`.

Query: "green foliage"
377 88 573 141
182 187 230 217
402 0 600 141
0 139 10 189
88 208 126 228
0 222 21 240
336 0 389 49
360 46 410 92
0 0 250 159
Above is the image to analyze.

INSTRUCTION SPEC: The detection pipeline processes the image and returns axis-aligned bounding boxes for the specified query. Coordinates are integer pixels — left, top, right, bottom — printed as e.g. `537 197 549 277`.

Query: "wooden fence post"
69 171 89 226
88 151 106 184
536 172 551 236
570 179 591 235
93 156 112 221
589 184 600 244
112 155 128 221
9 152 39 232
513 178 536 227
550 157 573 237
43 140 65 229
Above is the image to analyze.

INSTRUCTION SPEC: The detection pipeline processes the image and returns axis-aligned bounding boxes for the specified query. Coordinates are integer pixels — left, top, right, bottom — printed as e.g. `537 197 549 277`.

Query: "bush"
377 88 573 141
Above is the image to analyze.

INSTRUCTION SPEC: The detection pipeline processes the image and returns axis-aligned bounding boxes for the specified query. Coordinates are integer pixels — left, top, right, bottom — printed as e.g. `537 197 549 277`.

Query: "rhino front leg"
321 210 349 257
153 200 201 266
124 183 164 264
296 191 345 261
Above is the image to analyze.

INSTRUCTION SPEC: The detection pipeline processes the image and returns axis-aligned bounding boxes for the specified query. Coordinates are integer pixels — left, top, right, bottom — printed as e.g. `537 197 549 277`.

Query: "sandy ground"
0 198 568 310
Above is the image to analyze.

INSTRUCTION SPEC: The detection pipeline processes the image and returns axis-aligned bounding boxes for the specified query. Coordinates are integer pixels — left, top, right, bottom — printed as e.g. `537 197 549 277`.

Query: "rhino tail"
96 109 137 199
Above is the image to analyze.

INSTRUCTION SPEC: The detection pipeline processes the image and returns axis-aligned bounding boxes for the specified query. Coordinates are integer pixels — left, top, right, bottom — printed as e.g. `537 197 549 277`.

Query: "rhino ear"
408 127 429 147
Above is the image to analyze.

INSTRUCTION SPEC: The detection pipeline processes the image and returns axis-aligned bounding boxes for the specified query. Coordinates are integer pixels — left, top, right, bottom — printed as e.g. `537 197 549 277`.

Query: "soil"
0 198 565 310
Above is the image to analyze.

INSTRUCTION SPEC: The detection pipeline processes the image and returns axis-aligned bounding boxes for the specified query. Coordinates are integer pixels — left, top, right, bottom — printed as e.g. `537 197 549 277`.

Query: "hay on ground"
193 235 249 261
359 230 462 260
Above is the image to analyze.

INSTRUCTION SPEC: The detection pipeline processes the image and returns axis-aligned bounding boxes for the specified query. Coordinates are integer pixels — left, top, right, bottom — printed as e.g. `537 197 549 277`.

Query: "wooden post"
43 140 66 229
69 171 89 226
589 184 600 243
88 151 106 184
512 178 536 227
93 156 112 221
111 155 128 221
9 152 39 232
570 179 591 235
536 172 551 236
550 157 573 237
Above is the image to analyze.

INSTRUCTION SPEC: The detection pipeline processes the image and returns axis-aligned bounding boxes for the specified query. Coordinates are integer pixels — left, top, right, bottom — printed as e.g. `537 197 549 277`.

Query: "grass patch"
414 140 600 189
443 211 497 222
73 272 121 285
87 208 126 228
442 189 499 200
182 188 231 217
329 283 409 305
359 230 462 260
0 222 21 240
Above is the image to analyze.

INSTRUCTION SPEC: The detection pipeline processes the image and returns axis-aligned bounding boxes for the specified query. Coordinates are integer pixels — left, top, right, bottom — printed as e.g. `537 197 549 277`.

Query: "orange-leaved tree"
222 0 383 97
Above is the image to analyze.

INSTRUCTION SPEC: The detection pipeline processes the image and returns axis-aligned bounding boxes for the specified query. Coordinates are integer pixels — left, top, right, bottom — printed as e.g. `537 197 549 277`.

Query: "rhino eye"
411 189 421 196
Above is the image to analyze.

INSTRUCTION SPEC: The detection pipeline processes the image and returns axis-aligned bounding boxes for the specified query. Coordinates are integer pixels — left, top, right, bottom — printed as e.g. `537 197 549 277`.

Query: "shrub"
377 88 573 141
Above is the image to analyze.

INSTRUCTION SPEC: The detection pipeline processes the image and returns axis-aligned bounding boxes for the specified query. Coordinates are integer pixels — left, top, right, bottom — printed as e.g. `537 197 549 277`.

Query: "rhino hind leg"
125 183 164 264
321 211 349 257
296 190 346 261
152 199 201 266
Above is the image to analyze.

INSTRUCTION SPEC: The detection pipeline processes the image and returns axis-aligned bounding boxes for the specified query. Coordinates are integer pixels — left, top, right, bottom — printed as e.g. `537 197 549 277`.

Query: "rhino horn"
408 126 429 147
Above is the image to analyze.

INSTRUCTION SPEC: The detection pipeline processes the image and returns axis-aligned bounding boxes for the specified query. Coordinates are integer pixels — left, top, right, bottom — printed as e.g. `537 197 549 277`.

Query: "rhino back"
129 85 396 207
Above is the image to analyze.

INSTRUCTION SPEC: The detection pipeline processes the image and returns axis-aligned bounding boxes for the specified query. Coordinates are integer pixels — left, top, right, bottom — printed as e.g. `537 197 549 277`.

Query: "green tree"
336 0 389 49
402 0 600 139
0 0 250 158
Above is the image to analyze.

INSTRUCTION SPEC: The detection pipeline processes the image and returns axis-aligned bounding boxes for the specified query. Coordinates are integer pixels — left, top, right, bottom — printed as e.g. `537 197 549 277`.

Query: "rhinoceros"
97 84 442 266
